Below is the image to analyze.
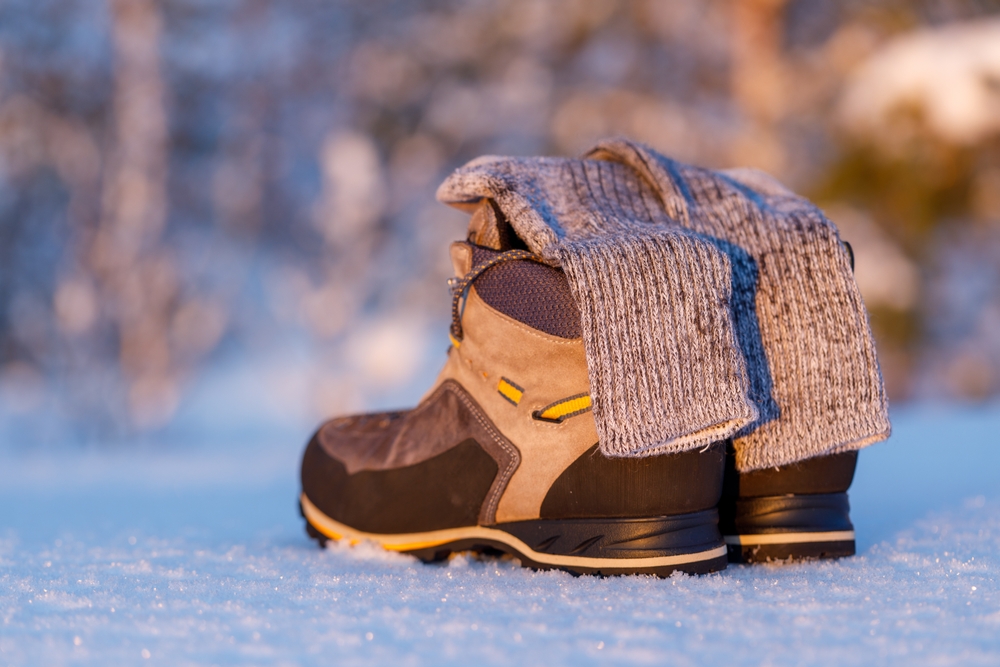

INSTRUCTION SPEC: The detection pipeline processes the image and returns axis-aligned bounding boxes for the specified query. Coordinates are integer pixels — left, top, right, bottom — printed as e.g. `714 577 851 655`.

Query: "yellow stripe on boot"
497 377 524 406
533 393 592 423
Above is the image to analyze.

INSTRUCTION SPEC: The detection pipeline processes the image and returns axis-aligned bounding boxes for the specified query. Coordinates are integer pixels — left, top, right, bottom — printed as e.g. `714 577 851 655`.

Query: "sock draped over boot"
437 139 890 471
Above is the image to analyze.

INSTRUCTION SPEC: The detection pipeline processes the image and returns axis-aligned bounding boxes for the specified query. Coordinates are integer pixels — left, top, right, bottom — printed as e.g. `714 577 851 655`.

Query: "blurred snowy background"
3 3 1000 665
1 0 1000 445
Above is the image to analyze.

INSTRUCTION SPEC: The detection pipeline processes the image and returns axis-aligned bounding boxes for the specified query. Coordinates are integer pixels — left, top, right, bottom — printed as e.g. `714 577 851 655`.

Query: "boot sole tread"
300 493 727 576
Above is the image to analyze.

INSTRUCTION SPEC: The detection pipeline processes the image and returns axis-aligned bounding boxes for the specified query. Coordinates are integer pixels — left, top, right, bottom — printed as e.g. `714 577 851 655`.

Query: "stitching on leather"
439 379 520 524
393 380 519 521
467 289 582 346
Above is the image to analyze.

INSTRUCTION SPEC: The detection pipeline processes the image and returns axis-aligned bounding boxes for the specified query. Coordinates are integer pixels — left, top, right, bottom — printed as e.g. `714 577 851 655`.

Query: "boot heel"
721 492 855 563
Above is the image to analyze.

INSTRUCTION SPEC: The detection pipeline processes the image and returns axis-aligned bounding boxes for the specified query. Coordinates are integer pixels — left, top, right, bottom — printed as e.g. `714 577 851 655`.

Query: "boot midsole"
723 531 855 546
498 509 723 559
301 493 726 569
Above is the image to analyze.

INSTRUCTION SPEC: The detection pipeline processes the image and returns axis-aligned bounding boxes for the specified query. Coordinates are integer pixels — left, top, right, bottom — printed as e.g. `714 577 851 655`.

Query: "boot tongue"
467 202 501 249
466 200 528 251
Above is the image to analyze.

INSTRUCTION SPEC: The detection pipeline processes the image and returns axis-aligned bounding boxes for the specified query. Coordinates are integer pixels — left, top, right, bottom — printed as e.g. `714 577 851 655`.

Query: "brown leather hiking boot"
299 202 729 576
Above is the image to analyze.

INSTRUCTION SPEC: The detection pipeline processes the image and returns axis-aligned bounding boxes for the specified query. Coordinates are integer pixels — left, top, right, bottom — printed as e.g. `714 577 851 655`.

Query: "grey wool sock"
438 140 891 470
438 156 758 458
585 139 890 470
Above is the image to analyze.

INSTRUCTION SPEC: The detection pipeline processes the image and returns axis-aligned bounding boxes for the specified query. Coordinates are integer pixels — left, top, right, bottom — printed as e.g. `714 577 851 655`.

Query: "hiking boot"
718 447 858 563
299 202 729 576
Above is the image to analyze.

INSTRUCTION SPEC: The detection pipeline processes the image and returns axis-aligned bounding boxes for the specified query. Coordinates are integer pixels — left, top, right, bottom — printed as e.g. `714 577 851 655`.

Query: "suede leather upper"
314 236 599 526
305 229 729 530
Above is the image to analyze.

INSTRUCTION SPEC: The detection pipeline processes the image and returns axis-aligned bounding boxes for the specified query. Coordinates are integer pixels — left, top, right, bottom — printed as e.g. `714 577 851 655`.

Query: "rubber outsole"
720 491 856 563
300 493 728 577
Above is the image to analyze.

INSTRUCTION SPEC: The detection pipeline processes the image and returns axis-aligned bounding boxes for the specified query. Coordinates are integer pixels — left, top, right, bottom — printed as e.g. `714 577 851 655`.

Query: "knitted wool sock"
438 156 758 457
582 139 890 470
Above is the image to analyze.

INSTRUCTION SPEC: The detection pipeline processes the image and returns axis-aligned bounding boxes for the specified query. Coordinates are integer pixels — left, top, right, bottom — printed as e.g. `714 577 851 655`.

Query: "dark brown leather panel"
539 441 726 519
722 449 858 499
301 435 498 534
317 381 510 473
315 411 409 473
315 380 520 524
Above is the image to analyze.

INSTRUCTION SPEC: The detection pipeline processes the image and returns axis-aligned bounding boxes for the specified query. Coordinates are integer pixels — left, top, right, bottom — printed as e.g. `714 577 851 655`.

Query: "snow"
2 404 1000 665
839 17 1000 145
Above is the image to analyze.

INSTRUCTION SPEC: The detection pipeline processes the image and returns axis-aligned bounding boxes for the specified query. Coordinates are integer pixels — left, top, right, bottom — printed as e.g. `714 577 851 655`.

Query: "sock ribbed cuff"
586 138 891 470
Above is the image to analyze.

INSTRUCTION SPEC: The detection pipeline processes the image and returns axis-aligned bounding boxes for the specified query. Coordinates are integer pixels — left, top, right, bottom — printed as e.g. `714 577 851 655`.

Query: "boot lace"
448 249 547 344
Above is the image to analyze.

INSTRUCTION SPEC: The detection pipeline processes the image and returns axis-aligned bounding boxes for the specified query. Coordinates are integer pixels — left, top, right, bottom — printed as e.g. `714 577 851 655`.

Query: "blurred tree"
1 0 999 445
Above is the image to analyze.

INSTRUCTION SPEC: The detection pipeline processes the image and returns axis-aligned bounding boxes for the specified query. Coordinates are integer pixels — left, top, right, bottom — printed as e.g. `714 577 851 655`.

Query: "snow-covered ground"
2 403 999 666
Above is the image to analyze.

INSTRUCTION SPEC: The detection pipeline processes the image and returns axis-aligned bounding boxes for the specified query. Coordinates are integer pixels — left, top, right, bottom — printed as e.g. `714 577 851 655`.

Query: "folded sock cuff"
587 138 891 470
439 156 757 457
